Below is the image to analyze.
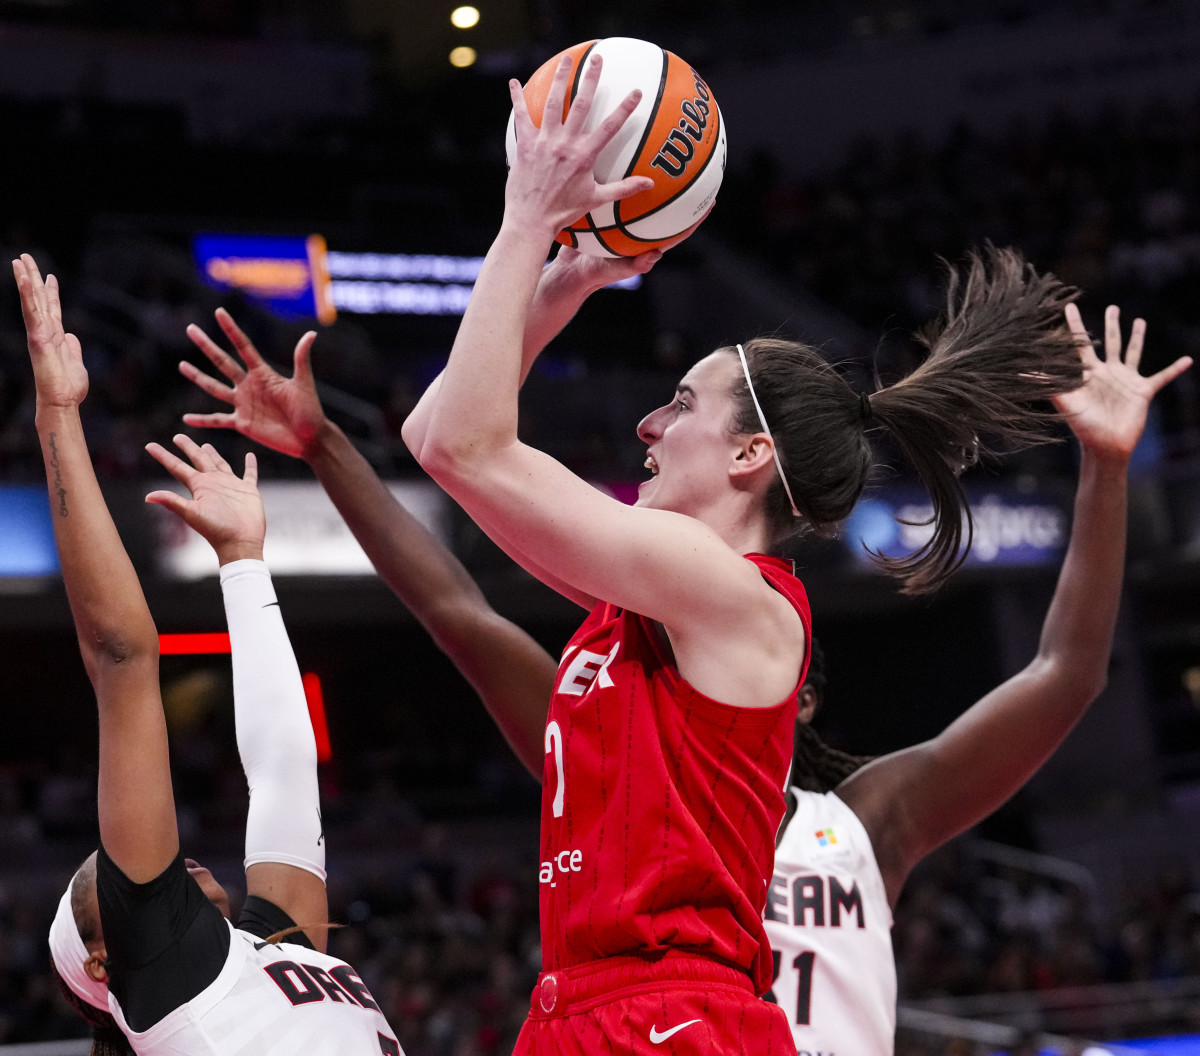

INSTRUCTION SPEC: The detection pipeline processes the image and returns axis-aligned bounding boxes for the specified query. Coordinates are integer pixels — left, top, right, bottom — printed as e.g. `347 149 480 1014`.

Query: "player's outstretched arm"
178 312 557 776
839 304 1192 906
145 436 332 948
16 254 177 883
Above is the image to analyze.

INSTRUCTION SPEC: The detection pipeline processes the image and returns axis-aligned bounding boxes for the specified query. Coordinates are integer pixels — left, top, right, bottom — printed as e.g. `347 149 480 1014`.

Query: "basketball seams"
618 47 669 185
611 50 681 232
557 213 618 256
567 41 599 114
588 228 621 256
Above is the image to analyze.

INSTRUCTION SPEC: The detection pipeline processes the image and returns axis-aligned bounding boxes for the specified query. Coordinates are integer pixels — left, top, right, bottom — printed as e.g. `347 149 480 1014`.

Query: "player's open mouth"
644 454 659 477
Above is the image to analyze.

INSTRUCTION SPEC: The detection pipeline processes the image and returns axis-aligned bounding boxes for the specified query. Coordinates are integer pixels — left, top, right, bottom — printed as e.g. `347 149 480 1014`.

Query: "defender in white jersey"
768 784 894 1055
17 257 404 1056
766 304 1191 1054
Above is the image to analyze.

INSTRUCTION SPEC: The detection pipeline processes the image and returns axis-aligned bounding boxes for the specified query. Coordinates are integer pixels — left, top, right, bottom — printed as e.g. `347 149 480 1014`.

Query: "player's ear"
729 433 775 478
797 684 819 725
84 950 108 984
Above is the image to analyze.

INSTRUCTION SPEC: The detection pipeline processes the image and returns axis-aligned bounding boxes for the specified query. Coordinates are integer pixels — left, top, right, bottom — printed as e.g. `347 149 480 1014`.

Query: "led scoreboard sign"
195 234 336 324
326 250 484 316
194 234 640 323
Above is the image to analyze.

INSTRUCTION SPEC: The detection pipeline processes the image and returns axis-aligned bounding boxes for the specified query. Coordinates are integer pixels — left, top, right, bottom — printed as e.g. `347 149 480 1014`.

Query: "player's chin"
634 475 659 507
187 860 232 919
204 881 232 920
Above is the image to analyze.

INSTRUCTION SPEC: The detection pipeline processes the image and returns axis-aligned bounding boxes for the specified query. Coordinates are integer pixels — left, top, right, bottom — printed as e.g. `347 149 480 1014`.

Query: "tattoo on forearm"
47 432 68 516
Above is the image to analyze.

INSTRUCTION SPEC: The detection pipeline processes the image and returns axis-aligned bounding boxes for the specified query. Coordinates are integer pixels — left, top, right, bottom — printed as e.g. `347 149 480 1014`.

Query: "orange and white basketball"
506 37 726 257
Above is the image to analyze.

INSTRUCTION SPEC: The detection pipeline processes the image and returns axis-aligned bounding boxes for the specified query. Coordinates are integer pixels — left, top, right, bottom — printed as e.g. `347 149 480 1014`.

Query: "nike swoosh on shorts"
649 1019 701 1044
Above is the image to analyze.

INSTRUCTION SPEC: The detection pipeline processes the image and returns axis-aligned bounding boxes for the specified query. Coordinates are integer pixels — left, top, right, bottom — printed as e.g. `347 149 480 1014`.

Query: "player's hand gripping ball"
506 37 726 257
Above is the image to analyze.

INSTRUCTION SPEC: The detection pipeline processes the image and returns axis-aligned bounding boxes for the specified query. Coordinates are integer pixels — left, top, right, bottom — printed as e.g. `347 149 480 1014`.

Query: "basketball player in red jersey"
393 52 1092 1054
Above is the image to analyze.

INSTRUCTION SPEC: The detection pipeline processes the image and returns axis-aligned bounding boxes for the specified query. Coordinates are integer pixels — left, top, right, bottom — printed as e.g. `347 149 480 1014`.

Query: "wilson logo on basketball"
649 70 713 178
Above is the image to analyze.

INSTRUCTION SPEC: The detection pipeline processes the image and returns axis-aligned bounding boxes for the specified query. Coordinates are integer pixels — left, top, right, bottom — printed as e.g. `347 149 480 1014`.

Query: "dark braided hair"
729 245 1085 594
51 961 134 1056
788 639 873 796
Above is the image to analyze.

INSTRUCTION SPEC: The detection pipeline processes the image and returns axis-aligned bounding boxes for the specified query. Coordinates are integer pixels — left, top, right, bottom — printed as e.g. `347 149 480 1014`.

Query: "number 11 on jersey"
767 948 817 1025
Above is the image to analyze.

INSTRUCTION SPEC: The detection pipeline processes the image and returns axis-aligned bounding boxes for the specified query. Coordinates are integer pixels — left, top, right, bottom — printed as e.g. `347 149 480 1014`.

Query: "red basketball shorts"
512 951 795 1055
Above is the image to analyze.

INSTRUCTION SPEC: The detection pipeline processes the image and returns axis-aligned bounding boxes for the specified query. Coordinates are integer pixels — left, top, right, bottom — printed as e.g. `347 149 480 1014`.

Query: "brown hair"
730 245 1085 594
263 922 343 945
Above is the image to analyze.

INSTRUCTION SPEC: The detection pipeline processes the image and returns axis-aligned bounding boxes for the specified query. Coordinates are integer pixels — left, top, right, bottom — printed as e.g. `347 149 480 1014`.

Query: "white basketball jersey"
765 789 895 1056
109 923 404 1056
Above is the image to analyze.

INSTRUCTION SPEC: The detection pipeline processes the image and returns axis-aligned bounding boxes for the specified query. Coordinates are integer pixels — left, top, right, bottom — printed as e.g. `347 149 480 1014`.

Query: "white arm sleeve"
220 558 327 882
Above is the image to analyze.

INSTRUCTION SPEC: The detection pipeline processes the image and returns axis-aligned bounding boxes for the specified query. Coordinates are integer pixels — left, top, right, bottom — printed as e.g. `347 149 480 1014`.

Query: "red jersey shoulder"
745 553 812 688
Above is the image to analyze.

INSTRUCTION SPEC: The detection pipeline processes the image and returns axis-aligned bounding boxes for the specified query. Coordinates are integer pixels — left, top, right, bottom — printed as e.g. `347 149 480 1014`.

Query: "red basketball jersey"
538 553 811 996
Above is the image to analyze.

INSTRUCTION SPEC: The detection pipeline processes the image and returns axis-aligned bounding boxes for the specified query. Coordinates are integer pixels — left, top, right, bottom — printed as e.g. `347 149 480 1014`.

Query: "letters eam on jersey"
765 873 865 929
765 873 866 1028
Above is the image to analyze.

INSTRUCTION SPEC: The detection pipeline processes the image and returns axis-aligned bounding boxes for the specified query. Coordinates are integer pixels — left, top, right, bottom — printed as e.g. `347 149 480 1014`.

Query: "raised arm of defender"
837 304 1192 906
19 254 179 884
177 310 561 774
146 435 333 948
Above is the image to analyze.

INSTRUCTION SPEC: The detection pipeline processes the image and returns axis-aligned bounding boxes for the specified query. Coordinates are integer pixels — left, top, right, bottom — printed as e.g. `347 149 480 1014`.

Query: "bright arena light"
450 6 480 28
449 45 477 68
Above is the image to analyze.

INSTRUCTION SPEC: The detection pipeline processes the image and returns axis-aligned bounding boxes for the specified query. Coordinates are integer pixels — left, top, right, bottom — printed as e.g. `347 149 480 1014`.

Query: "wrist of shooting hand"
536 263 593 308
497 212 561 251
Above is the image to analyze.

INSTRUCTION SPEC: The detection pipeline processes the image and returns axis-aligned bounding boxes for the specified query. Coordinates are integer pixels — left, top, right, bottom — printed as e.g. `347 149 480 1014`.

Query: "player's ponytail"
733 245 1084 594
865 245 1084 593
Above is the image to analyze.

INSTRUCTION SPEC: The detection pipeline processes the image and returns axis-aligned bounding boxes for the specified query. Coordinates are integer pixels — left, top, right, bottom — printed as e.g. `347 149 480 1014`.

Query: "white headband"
736 343 801 518
48 883 109 1011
